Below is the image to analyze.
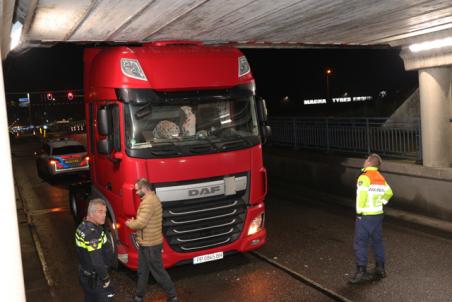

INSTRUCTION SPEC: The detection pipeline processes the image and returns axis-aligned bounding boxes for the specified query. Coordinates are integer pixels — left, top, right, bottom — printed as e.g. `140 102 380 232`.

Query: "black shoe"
167 296 180 302
373 262 386 280
349 266 371 284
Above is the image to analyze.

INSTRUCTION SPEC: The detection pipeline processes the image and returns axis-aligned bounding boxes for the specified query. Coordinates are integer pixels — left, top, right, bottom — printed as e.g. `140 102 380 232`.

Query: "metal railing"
268 117 422 160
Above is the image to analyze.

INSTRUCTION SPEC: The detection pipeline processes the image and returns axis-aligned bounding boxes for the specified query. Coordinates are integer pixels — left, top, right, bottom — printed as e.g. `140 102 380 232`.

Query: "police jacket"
356 167 393 215
75 220 114 280
126 192 163 246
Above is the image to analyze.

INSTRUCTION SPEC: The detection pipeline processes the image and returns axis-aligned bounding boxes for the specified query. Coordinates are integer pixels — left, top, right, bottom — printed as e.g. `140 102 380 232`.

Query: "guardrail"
268 117 422 160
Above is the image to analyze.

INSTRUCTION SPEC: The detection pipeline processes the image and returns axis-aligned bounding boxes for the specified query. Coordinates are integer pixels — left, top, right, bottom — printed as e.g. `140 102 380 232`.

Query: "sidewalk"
16 177 53 301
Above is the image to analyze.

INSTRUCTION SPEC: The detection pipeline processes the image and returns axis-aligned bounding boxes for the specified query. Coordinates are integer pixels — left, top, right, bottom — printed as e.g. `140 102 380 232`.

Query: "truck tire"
69 191 81 224
104 217 119 270
36 162 44 179
68 182 91 224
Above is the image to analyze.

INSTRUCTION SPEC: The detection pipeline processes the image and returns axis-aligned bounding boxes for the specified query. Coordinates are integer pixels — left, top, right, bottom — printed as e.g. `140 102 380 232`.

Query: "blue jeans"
353 214 385 266
136 244 177 298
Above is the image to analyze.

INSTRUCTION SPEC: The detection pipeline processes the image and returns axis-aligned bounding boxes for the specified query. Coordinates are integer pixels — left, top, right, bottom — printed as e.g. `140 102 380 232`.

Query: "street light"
325 68 332 100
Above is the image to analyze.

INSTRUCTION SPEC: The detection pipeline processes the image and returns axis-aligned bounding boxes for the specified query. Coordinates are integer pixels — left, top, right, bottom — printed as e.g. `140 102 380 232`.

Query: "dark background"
3 43 419 123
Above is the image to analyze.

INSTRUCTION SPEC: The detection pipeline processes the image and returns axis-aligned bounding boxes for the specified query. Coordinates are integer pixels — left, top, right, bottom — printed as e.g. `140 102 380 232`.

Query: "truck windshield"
122 88 260 157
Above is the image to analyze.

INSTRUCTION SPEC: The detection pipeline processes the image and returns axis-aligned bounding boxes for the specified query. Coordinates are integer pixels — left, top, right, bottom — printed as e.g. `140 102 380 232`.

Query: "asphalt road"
13 136 452 302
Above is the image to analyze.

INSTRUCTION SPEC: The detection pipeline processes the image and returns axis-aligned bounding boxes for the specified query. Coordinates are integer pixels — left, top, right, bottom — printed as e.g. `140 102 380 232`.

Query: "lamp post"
325 68 332 100
27 93 32 126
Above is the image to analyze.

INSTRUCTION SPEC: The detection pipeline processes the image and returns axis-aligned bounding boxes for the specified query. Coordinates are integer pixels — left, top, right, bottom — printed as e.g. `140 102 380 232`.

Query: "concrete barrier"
264 147 452 222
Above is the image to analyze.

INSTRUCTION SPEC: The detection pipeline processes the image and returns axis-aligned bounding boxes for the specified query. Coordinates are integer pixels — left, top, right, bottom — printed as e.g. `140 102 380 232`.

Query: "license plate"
193 252 223 264
65 159 80 164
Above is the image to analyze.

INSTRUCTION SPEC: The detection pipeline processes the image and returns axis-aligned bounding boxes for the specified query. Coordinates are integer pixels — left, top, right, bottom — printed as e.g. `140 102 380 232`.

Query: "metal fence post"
326 118 330 152
293 117 297 149
366 118 371 154
417 118 422 163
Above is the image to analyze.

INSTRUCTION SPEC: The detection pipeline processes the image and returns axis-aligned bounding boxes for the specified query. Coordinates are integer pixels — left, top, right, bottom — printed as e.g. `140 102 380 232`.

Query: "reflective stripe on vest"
75 229 107 252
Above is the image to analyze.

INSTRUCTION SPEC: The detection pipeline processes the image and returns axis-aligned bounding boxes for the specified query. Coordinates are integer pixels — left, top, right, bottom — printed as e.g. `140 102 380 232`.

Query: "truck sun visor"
121 58 148 81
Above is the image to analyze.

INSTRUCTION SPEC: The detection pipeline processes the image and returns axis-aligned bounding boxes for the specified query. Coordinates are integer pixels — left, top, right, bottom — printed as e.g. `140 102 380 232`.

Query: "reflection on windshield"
124 96 259 150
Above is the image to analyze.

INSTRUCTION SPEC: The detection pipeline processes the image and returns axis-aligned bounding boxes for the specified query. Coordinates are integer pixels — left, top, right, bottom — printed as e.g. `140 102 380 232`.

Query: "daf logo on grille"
188 186 221 197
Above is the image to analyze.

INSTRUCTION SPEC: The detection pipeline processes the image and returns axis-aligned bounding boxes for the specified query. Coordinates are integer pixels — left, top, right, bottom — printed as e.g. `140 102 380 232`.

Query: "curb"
14 178 56 300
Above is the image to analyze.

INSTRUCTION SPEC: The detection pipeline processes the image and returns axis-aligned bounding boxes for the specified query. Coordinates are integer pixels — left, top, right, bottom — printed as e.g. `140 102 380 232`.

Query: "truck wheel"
36 162 44 179
105 217 119 270
69 191 80 223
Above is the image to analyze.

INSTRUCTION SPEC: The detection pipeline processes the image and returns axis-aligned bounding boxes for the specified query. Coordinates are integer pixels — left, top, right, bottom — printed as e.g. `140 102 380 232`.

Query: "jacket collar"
362 166 378 172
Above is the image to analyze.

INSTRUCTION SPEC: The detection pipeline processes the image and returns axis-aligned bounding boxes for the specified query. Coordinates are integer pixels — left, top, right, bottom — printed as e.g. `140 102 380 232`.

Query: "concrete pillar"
418 67 451 168
449 70 452 163
0 52 26 300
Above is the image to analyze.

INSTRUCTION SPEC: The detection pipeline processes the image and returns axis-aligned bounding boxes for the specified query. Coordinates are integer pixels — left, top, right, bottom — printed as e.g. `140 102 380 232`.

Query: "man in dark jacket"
75 198 115 301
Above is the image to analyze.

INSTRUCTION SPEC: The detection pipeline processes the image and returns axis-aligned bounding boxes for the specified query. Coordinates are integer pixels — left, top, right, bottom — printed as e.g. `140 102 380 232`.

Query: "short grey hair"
87 198 106 215
135 178 155 191
367 153 382 167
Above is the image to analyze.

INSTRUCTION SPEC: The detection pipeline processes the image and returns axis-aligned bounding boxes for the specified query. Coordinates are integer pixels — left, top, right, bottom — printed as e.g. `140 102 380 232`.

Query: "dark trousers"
79 272 114 302
136 244 177 298
353 214 385 266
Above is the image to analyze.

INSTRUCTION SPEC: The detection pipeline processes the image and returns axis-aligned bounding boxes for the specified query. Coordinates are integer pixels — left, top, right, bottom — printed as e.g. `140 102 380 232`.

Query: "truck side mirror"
97 107 111 136
97 138 112 154
256 96 268 123
256 97 271 143
262 125 272 138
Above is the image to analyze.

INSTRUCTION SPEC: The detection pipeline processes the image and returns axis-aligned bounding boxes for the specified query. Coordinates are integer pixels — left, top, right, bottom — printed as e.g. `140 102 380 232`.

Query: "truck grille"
162 194 246 253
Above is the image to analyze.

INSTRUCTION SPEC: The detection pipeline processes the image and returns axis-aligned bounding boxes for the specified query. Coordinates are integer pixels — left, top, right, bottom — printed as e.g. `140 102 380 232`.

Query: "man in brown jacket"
126 178 179 302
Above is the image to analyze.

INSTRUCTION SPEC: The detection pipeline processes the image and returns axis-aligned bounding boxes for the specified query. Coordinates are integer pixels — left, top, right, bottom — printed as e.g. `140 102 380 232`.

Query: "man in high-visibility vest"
350 153 393 284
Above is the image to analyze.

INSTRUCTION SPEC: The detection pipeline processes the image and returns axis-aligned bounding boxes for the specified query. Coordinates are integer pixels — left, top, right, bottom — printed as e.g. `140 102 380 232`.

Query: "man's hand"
102 275 111 288
125 218 134 227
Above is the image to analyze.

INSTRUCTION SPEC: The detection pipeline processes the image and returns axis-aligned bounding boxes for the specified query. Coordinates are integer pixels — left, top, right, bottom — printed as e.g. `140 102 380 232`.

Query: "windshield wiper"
219 134 251 151
150 141 182 156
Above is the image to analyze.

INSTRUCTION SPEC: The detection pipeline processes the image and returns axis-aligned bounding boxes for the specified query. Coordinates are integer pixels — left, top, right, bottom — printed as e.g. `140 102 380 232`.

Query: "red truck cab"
70 41 270 269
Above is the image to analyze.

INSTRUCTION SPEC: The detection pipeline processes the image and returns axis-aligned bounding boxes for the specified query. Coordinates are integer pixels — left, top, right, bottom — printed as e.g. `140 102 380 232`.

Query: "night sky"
3 43 418 120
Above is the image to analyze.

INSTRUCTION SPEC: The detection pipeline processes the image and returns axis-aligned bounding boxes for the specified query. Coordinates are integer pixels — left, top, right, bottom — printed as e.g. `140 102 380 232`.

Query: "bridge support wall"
264 149 452 222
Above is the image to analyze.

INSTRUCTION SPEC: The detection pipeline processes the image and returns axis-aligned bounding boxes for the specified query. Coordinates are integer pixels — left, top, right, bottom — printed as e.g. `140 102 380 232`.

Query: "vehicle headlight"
121 58 147 81
238 56 250 77
248 213 264 236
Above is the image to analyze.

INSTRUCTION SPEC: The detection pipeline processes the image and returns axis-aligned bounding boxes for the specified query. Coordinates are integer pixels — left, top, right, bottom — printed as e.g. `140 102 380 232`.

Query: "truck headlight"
121 58 147 81
248 213 264 236
238 56 250 77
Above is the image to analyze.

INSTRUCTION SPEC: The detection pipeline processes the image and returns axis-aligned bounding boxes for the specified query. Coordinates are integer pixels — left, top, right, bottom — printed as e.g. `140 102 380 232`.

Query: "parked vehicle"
35 138 89 178
70 41 271 269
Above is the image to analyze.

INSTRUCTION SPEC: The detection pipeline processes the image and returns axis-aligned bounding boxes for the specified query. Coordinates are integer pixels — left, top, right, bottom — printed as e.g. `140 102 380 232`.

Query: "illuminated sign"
332 96 373 103
304 99 327 105
18 97 30 107
332 97 351 103
352 96 373 101
303 96 373 105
